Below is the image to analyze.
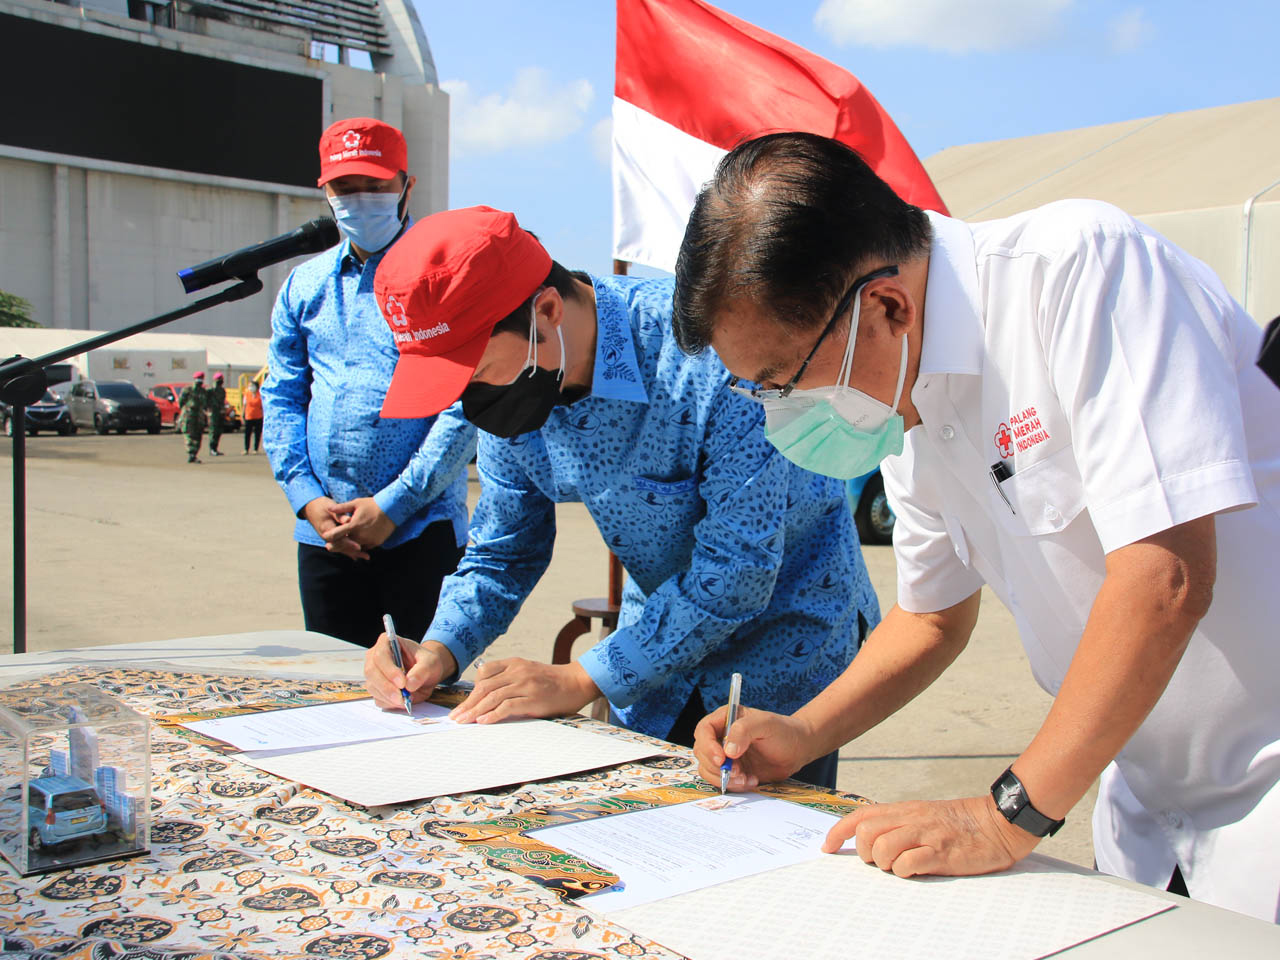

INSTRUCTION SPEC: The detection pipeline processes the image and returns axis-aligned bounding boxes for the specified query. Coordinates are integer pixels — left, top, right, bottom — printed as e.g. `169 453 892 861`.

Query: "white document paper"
534 793 838 912
610 852 1175 960
182 698 454 752
235 718 664 806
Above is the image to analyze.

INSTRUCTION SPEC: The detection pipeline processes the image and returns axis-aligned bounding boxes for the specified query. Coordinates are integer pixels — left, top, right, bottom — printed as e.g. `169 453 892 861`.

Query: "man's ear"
535 287 565 331
868 277 917 338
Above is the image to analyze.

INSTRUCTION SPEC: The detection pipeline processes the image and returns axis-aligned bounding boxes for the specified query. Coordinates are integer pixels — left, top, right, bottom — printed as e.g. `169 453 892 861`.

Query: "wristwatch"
990 766 1066 838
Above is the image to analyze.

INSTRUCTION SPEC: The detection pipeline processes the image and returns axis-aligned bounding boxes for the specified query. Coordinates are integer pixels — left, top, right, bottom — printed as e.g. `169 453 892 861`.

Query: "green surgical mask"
761 292 908 480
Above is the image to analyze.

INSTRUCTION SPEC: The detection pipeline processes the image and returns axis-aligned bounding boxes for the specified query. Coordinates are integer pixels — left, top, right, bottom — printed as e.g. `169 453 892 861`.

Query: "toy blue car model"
26 775 108 850
847 468 896 545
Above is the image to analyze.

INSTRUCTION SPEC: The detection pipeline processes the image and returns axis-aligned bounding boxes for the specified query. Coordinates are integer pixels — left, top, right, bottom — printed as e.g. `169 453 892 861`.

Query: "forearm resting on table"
791 593 980 764
1010 516 1217 820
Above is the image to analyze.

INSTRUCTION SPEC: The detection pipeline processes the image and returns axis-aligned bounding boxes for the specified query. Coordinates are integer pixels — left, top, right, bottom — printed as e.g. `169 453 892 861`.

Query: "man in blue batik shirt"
361 206 878 786
263 118 476 648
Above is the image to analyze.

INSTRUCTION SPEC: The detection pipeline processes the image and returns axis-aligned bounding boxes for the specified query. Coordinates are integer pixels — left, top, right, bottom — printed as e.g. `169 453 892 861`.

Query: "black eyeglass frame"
728 264 900 399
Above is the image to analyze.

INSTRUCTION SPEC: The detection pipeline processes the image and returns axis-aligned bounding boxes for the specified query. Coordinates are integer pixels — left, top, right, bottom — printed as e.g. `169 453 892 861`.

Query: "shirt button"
1043 504 1062 524
939 425 955 441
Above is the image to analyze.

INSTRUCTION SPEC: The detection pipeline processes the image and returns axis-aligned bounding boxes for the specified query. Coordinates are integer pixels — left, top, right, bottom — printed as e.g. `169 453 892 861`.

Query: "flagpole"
605 258 628 609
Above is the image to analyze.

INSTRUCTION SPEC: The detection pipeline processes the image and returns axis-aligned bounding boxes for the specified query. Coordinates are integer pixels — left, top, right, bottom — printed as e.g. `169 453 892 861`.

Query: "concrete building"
924 97 1280 325
0 0 448 338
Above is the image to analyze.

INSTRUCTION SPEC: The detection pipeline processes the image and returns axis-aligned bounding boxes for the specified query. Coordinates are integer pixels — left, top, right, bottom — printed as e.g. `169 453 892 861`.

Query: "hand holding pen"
720 672 743 794
382 614 415 716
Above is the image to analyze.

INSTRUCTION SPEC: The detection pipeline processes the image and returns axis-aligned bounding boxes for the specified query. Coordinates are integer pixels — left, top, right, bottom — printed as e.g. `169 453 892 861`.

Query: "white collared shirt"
881 202 1280 921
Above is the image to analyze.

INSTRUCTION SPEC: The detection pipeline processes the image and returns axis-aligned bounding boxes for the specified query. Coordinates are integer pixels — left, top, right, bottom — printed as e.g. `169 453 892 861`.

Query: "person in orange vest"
241 380 263 454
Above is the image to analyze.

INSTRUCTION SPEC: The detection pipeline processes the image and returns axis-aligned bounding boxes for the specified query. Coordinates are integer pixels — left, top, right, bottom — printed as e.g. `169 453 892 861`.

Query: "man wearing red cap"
262 118 476 648
361 206 881 788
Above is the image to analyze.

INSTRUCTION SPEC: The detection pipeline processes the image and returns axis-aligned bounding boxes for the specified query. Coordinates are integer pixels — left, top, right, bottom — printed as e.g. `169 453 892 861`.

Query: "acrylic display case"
0 683 150 875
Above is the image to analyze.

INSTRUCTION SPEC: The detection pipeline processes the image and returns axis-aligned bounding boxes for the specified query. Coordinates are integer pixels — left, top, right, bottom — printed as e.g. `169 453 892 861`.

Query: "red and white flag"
613 0 948 272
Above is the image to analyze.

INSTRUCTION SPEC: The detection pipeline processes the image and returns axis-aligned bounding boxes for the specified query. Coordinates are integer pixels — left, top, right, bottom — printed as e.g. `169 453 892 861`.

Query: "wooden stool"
553 555 623 723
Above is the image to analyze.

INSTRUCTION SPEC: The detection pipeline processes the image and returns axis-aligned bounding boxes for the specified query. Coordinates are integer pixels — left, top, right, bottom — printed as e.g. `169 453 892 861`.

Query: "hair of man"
489 256 591 344
672 131 933 355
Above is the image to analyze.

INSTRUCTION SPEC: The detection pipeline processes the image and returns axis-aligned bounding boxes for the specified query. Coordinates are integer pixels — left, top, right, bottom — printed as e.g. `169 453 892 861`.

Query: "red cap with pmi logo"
317 117 407 186
376 206 551 419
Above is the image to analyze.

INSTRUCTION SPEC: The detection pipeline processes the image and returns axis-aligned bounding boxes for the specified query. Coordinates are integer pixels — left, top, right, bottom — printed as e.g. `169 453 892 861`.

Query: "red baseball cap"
317 118 407 186
376 206 551 419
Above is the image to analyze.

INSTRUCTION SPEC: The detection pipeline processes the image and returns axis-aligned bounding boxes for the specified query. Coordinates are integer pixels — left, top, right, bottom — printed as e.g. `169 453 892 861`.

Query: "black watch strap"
990 766 1065 838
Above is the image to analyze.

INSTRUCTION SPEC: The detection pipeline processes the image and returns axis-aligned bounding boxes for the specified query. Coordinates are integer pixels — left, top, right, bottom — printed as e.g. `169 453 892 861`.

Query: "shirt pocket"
630 475 704 534
991 445 1088 536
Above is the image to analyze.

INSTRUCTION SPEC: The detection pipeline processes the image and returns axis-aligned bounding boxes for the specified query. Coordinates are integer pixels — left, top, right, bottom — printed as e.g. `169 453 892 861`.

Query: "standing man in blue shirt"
361 206 879 786
263 118 476 648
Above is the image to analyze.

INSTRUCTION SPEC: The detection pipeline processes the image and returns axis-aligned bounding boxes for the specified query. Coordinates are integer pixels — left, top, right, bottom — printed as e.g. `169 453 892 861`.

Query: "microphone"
177 218 341 294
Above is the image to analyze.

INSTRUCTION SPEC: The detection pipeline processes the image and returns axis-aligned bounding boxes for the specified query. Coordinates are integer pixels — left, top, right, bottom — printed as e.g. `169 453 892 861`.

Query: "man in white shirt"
675 132 1280 922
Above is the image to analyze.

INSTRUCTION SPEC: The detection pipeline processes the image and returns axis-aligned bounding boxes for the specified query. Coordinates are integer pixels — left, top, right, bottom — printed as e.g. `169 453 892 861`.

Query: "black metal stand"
0 277 263 654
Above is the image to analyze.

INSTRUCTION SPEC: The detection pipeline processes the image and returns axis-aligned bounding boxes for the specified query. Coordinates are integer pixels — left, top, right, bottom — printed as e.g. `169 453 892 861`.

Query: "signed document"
532 793 838 912
181 698 454 752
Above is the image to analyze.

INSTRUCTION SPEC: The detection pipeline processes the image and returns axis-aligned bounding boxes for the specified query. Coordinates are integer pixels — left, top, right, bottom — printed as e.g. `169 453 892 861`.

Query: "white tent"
924 96 1280 325
0 329 269 388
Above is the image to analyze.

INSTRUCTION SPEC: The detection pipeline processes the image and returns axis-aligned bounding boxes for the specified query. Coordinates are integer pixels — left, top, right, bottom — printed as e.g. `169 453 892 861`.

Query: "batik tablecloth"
0 666 868 960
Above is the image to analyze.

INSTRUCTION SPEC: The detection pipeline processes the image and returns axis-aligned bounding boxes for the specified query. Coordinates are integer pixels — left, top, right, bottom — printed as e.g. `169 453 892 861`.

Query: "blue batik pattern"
262 233 476 549
426 275 880 739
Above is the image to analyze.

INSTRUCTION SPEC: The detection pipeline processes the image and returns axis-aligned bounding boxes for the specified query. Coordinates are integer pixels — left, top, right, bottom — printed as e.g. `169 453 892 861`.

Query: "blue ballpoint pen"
382 613 415 716
720 672 743 794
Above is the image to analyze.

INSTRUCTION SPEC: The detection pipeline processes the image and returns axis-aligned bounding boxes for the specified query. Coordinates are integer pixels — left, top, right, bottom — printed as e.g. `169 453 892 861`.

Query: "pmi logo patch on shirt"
995 405 1052 459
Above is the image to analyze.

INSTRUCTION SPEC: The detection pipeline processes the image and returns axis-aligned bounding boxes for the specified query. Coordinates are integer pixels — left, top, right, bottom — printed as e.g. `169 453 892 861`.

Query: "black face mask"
462 365 564 438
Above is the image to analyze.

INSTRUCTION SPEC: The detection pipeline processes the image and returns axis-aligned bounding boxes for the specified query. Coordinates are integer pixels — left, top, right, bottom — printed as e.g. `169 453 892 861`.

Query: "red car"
149 382 241 432
148 383 183 427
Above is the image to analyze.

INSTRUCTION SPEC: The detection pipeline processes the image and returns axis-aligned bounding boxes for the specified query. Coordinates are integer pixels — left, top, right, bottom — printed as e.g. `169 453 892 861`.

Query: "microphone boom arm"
0 274 264 656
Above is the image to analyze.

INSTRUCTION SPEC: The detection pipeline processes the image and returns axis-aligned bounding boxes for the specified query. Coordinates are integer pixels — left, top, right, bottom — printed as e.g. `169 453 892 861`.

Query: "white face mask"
761 290 909 480
327 183 406 253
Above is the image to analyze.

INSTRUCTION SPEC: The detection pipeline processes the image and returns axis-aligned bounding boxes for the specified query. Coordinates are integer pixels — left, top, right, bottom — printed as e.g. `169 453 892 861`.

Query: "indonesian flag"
613 0 948 272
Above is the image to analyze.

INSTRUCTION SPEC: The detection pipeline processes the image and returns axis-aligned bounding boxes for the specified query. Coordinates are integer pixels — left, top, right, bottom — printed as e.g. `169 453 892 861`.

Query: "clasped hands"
693 704 1042 879
363 633 601 724
303 496 396 560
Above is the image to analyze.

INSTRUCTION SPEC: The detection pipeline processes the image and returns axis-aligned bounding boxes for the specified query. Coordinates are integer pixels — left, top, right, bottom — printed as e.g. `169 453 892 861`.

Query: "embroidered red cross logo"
995 422 1013 459
385 295 408 327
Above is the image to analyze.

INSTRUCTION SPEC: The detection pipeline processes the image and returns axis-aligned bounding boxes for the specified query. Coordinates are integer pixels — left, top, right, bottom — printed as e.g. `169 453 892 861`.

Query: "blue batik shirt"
263 232 475 549
427 275 880 740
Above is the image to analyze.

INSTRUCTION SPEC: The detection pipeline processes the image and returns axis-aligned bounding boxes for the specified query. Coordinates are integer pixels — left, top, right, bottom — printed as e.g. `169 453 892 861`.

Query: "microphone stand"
0 276 263 654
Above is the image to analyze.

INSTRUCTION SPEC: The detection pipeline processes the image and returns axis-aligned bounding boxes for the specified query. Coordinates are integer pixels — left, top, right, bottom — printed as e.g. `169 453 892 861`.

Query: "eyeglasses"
728 264 900 401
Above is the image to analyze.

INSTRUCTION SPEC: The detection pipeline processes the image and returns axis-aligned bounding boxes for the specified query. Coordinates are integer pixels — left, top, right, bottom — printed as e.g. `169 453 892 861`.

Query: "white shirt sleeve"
882 437 985 614
1036 215 1258 554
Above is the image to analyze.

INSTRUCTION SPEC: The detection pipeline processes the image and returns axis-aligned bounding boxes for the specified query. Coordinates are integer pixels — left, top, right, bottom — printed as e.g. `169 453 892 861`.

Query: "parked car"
147 383 181 428
150 382 241 432
848 468 895 545
0 390 76 436
26 775 108 851
66 380 161 435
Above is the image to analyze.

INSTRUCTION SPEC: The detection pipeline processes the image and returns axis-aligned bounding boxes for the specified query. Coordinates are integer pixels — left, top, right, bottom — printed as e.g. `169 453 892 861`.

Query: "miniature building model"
0 683 150 875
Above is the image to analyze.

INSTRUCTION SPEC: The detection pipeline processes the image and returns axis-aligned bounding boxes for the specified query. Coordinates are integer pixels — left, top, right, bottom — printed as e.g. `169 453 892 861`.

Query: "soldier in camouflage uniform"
177 372 207 463
207 371 227 456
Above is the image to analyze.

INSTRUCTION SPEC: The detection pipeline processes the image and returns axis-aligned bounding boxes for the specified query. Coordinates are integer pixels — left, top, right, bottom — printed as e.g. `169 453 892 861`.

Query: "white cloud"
1107 7 1152 54
590 115 612 168
813 0 1074 54
442 67 594 156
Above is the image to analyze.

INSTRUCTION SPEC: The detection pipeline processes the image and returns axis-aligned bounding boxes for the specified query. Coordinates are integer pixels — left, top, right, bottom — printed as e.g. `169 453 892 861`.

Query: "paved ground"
0 431 1097 867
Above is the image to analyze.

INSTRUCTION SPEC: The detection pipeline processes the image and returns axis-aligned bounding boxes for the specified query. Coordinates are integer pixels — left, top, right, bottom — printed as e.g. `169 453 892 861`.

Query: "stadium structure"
0 0 447 337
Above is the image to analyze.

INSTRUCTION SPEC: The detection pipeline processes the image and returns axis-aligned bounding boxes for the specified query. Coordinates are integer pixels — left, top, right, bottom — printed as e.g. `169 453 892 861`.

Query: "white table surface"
3 633 1276 957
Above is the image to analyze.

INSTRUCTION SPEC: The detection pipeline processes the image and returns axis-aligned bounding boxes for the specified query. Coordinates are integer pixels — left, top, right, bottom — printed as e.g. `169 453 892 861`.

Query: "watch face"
994 774 1026 812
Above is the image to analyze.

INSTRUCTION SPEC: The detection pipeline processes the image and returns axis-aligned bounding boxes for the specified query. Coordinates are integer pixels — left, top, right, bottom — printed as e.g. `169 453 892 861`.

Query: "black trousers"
243 417 263 451
297 519 464 648
665 687 840 790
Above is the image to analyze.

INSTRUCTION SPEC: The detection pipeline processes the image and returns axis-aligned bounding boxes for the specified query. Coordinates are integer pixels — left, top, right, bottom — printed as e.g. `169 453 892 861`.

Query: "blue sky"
412 0 1278 276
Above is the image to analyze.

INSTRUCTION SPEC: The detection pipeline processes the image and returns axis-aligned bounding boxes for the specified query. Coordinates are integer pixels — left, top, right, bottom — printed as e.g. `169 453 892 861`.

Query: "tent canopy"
924 97 1280 321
